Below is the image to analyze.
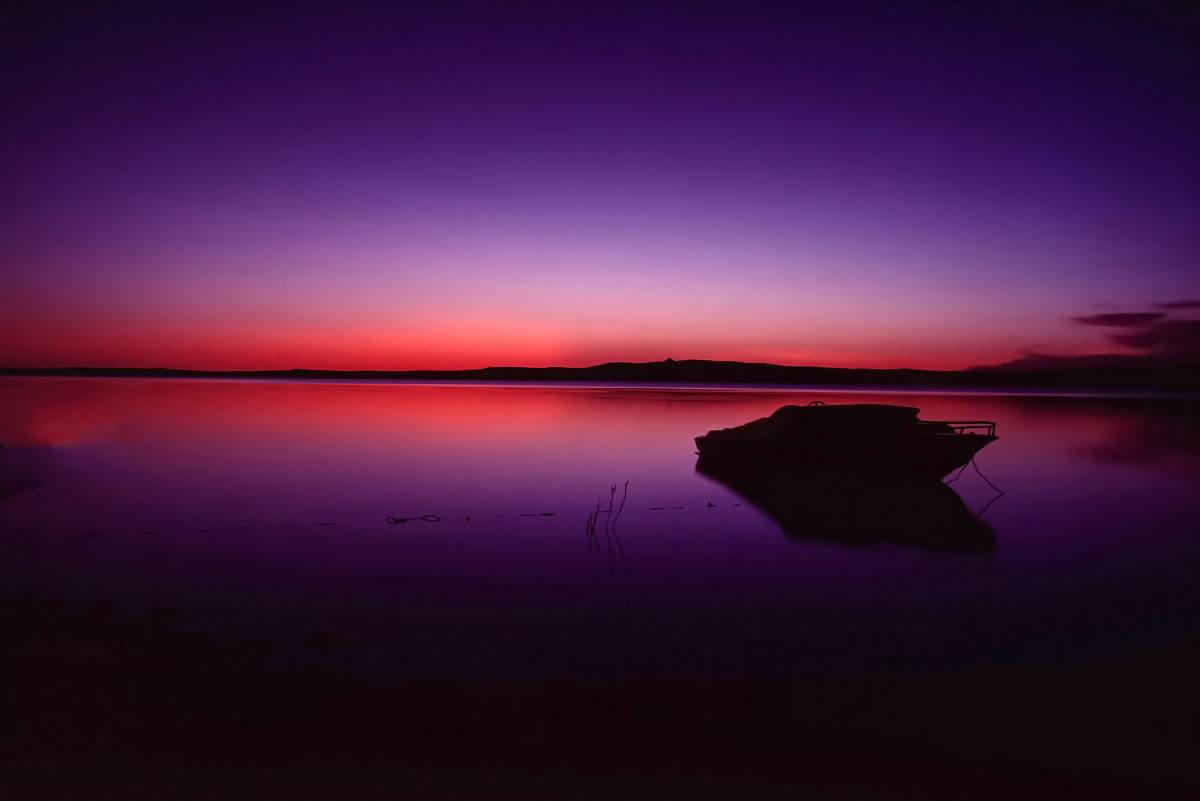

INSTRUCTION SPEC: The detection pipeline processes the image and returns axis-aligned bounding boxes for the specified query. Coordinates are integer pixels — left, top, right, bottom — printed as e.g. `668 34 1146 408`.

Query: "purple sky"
3 1 1198 369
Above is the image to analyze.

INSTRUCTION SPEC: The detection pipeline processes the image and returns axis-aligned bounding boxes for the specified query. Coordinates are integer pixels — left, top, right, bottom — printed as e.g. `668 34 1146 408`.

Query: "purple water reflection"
2 379 1195 670
3 379 1200 793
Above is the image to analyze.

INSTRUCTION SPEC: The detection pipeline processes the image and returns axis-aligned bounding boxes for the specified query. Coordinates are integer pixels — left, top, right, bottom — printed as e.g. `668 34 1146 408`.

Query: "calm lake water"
2 378 1199 796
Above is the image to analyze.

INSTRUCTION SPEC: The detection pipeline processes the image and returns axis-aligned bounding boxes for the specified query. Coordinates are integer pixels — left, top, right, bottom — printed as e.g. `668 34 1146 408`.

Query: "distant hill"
2 358 1197 390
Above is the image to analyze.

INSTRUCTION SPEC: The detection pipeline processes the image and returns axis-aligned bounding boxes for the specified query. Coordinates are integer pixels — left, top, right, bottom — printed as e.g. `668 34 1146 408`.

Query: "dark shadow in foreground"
696 457 995 553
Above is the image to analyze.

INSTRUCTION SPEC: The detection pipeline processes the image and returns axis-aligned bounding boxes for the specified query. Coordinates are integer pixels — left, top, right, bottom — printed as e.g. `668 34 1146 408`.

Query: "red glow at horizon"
0 303 1091 372
5 4 1197 375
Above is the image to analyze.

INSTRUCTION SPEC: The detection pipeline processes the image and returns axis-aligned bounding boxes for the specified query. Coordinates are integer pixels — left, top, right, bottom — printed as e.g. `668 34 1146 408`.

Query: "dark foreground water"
2 378 1198 799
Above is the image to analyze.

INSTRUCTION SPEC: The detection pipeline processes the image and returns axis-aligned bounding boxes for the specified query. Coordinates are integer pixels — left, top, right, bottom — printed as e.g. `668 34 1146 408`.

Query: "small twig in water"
584 482 630 556
603 485 617 534
611 481 629 530
585 497 602 550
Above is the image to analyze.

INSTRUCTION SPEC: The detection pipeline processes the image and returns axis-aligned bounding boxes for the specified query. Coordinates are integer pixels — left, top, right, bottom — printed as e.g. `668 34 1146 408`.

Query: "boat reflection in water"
695 403 997 553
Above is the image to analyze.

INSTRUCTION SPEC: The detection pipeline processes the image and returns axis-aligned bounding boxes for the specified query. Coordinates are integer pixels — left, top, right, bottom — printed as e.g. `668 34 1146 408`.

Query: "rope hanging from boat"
946 455 1005 516
968 455 1004 496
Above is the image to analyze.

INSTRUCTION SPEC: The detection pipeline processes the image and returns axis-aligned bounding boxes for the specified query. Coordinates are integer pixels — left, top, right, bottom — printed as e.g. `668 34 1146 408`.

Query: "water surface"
2 378 1198 795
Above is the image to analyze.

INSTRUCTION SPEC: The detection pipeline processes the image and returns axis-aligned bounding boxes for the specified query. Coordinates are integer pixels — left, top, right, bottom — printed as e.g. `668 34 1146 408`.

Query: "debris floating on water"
385 514 442 525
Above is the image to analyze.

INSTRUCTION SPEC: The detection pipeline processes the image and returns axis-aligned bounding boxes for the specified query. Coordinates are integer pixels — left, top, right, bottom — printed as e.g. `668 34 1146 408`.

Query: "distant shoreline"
2 359 1197 392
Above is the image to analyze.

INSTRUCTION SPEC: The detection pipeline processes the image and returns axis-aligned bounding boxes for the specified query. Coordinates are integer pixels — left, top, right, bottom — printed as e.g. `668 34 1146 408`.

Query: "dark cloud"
983 303 1200 371
1072 312 1165 327
1111 318 1200 356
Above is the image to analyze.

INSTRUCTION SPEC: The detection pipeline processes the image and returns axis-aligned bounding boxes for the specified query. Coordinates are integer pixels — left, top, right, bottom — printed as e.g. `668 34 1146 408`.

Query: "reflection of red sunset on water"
0 377 1182 461
0 380 570 446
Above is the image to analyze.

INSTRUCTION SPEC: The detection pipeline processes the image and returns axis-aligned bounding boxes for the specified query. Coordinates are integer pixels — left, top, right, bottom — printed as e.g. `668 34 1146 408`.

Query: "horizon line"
1 358 965 375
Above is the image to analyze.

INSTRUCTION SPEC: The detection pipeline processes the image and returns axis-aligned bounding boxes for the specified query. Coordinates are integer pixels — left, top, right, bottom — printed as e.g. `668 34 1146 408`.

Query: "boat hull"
695 432 996 482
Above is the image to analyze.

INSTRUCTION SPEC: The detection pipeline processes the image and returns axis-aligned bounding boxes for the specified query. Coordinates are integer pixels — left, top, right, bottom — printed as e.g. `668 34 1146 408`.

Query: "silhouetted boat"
695 402 996 481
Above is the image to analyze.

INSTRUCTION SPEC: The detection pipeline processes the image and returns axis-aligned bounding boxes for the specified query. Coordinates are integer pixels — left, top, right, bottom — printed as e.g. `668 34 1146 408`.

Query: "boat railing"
937 420 997 437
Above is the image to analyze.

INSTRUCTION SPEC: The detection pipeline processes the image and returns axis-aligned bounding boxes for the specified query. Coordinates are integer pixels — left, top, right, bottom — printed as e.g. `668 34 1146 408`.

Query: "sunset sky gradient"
3 2 1198 370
